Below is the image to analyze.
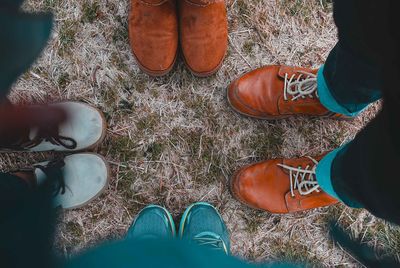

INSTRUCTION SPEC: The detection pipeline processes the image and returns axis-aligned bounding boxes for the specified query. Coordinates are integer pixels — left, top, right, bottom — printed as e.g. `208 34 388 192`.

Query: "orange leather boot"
179 0 228 77
128 0 178 76
227 65 348 119
230 155 338 213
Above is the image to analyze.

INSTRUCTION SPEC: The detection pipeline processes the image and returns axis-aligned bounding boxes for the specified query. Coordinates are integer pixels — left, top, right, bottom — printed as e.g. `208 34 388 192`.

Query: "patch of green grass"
113 15 129 44
132 77 147 94
242 40 255 55
110 52 129 74
362 221 400 259
57 72 70 89
107 136 140 161
236 0 251 16
270 240 323 266
65 221 83 238
279 0 314 19
280 0 332 19
58 20 78 55
282 0 304 16
184 95 218 126
116 169 137 198
169 128 224 184
320 0 333 10
81 1 100 24
145 141 165 161
247 126 284 159
136 113 160 133
44 0 60 10
118 99 135 114
242 210 266 234
100 86 119 108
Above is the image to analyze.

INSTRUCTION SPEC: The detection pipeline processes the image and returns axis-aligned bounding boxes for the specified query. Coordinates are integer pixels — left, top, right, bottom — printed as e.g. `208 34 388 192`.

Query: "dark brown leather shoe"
179 0 228 77
230 155 338 213
128 0 178 76
227 65 348 119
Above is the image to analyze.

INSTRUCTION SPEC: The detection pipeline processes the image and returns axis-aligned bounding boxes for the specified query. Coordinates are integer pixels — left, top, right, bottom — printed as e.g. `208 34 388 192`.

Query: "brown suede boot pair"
128 0 228 77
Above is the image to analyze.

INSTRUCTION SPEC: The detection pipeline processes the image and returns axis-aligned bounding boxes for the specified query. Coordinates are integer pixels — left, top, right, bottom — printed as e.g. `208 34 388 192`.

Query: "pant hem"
317 65 364 117
316 143 363 208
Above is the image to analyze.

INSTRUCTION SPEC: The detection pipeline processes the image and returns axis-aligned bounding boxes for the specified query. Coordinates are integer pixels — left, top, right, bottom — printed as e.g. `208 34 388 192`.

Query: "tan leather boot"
179 0 228 77
227 65 349 119
128 0 178 76
230 155 338 213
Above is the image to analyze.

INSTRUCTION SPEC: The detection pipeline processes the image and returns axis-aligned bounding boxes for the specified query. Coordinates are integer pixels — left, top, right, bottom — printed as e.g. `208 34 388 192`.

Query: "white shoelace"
283 71 318 101
277 157 320 197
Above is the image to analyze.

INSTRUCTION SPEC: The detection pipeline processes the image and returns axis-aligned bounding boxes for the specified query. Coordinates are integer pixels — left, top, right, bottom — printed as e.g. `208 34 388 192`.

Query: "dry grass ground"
1 0 400 267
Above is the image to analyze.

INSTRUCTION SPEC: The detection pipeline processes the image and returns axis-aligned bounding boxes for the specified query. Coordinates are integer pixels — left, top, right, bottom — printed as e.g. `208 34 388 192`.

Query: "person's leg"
316 0 400 223
0 173 57 268
319 107 400 224
0 172 32 214
315 143 363 208
317 42 382 117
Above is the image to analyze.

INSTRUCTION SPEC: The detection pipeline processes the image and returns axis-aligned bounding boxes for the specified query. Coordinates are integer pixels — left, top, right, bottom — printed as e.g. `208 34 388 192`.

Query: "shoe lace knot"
277 156 320 197
21 125 77 150
35 158 67 196
193 232 228 254
283 71 318 101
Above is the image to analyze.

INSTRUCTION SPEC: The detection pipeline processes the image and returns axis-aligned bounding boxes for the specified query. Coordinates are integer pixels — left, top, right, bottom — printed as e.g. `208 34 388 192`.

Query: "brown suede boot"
128 0 178 76
179 0 228 77
227 65 349 119
230 155 338 213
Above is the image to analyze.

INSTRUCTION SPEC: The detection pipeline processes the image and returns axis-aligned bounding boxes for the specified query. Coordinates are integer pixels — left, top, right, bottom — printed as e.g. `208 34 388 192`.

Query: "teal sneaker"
127 205 176 240
179 202 230 254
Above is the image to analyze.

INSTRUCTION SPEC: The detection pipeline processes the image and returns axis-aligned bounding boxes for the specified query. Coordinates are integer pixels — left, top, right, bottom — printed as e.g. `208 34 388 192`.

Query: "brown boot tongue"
140 0 168 5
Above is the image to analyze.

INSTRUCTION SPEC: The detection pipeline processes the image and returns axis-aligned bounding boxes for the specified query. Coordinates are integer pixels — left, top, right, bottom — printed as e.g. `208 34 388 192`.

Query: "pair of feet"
128 0 228 77
227 65 348 213
2 101 110 209
127 202 230 254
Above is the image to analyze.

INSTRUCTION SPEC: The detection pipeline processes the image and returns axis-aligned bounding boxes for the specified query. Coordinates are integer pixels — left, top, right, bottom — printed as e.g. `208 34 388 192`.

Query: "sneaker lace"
283 71 318 101
35 158 68 196
277 157 320 197
20 125 77 150
193 232 228 254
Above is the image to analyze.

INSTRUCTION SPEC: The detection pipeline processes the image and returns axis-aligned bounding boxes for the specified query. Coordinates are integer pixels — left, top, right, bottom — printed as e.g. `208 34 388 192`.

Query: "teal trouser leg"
316 143 363 208
317 66 368 117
